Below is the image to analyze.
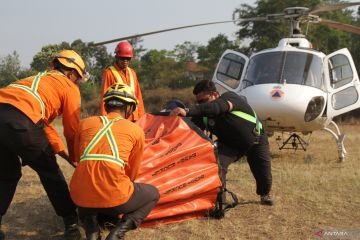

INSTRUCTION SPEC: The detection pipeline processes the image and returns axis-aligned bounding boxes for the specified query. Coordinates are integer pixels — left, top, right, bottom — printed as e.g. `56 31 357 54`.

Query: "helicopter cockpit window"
328 54 353 89
283 52 323 88
242 52 283 88
241 51 323 89
216 53 246 89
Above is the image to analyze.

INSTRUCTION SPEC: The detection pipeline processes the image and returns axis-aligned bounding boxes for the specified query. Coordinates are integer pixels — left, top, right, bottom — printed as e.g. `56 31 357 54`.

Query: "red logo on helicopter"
271 89 284 99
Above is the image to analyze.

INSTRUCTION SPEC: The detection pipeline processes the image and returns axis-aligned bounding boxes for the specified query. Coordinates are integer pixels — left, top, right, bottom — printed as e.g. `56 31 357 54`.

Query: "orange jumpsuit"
0 70 80 161
100 64 145 121
69 112 145 208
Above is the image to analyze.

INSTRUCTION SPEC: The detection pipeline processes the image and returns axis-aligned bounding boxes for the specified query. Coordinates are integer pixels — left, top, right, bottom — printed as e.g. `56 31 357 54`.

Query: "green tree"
0 51 22 87
139 49 185 89
128 37 147 60
197 34 238 77
171 41 199 62
30 42 71 71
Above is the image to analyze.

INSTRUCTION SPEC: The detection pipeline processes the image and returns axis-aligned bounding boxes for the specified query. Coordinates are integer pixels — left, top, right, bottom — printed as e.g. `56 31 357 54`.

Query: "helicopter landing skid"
277 133 309 151
323 121 346 162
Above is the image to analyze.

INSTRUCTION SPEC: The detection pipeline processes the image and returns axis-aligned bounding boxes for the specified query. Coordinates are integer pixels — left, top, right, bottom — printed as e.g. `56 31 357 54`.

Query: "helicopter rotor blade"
309 2 360 15
319 18 360 35
90 17 267 46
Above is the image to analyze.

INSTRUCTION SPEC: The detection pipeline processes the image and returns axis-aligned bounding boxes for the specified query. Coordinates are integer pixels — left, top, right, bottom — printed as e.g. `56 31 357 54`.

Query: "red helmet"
115 41 133 58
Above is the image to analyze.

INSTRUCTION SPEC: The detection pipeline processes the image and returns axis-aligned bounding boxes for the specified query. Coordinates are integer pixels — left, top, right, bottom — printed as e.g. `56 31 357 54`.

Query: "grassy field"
1 124 360 240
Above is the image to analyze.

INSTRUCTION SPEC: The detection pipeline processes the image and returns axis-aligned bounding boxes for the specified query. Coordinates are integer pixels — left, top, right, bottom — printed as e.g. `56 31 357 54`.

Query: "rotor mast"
283 7 309 38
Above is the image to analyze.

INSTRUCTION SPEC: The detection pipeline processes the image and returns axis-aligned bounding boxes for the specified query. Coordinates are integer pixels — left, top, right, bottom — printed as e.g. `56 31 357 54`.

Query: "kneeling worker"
70 83 159 240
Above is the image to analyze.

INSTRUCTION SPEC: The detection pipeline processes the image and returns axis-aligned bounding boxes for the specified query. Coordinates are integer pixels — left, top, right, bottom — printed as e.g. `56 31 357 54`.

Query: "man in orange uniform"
100 41 145 121
0 50 88 240
70 83 159 240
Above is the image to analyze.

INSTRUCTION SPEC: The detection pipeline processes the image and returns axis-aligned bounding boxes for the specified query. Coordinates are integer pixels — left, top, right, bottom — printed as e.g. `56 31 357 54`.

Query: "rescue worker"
70 83 159 240
0 50 88 240
170 80 273 206
100 41 145 121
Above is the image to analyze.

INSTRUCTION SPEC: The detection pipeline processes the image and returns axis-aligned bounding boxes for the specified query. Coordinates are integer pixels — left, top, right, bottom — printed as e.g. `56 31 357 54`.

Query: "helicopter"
212 4 360 161
91 2 360 161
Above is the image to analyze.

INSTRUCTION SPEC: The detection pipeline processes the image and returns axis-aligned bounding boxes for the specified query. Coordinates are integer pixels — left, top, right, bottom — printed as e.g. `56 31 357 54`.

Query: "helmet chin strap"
124 105 134 119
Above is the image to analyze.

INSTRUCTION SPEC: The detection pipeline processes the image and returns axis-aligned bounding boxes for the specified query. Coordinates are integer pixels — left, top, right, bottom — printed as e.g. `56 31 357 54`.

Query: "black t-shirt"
188 91 258 153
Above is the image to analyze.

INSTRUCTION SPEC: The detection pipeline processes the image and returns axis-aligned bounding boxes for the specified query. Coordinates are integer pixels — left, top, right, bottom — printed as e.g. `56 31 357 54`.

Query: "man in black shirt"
170 80 273 205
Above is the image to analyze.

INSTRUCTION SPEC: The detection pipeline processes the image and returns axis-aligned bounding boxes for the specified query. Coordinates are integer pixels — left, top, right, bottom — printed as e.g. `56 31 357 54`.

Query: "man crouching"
70 83 159 240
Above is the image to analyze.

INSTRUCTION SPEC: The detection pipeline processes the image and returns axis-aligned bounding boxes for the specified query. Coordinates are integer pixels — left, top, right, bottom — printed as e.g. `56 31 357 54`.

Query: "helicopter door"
212 50 249 94
325 48 360 119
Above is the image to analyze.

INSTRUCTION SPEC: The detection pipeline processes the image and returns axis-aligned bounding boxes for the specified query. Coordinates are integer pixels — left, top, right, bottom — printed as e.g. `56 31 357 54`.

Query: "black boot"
105 218 136 240
260 194 274 206
83 215 101 240
63 214 81 240
0 216 4 240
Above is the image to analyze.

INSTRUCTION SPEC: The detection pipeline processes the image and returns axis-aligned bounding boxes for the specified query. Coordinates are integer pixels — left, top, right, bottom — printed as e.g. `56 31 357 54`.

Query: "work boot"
63 214 81 240
0 215 4 240
260 194 274 206
82 215 101 240
105 218 136 240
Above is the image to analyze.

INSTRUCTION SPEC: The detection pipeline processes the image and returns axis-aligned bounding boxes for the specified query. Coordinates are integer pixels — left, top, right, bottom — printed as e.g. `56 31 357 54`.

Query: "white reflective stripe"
80 116 124 167
80 154 125 168
81 117 114 156
109 66 135 94
9 84 46 119
8 71 47 119
8 71 65 120
100 116 120 159
107 129 119 159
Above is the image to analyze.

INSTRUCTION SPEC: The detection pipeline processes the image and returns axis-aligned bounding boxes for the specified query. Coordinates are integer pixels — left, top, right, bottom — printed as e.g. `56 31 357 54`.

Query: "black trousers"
78 183 160 227
0 104 76 217
218 133 272 197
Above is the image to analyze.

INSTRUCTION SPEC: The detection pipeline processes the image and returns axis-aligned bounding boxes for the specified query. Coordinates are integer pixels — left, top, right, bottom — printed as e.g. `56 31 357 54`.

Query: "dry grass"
142 87 194 112
2 124 360 240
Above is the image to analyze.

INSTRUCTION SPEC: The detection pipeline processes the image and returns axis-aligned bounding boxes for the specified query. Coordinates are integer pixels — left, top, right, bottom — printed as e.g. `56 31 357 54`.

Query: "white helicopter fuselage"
239 42 327 133
213 37 360 135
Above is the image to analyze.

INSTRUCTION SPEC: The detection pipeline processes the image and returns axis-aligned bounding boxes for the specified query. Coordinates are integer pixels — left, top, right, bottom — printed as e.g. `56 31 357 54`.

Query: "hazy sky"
0 0 254 67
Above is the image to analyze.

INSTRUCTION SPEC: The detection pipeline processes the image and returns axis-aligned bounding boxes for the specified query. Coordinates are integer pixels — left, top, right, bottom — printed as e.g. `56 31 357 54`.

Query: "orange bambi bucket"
136 114 222 226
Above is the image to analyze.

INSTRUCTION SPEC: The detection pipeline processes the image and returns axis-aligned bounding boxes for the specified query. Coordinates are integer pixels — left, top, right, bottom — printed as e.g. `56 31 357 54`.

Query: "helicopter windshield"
242 51 323 89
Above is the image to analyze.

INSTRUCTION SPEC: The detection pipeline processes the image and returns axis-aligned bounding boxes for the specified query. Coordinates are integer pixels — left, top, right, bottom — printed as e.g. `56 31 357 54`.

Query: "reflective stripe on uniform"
230 111 262 130
8 71 63 119
202 110 262 135
109 66 135 94
80 116 125 168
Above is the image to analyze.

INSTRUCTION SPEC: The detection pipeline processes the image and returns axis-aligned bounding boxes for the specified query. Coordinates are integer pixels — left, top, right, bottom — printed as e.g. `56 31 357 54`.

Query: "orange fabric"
135 114 222 226
0 70 81 160
69 112 145 208
100 64 145 121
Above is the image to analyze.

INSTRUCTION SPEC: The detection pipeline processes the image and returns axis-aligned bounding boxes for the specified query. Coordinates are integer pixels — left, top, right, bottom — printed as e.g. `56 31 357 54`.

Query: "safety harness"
203 110 263 144
80 116 125 168
8 71 64 119
109 66 135 94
